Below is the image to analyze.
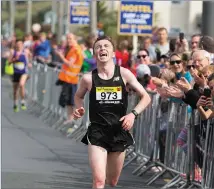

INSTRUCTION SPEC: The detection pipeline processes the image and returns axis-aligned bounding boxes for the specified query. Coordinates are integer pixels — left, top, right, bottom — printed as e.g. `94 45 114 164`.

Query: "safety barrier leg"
55 121 70 131
38 108 50 119
52 118 64 129
123 152 138 168
132 159 150 174
48 115 60 127
72 127 87 140
43 112 55 124
146 168 167 185
125 147 134 158
137 163 155 176
75 130 87 142
67 125 84 139
161 174 181 189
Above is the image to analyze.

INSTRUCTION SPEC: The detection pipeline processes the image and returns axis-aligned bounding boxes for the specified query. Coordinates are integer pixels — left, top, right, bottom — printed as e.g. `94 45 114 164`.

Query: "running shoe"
14 105 19 112
21 104 27 110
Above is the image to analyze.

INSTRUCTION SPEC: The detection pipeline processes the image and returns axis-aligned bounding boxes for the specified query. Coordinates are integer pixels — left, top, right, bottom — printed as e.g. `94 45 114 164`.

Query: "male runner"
73 36 151 189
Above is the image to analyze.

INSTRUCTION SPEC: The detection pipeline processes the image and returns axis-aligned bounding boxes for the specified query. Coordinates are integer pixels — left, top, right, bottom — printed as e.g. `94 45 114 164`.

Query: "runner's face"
94 39 114 63
16 41 23 50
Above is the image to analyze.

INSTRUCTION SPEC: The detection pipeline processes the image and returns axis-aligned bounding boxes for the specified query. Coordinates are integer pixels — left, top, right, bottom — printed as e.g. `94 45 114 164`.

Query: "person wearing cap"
136 64 159 91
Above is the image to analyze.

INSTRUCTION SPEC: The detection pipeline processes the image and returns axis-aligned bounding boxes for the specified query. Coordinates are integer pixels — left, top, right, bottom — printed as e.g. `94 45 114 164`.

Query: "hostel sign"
70 1 90 25
118 1 154 36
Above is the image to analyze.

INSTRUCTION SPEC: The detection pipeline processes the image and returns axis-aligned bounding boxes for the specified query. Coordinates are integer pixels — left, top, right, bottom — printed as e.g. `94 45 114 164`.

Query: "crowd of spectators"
2 27 214 181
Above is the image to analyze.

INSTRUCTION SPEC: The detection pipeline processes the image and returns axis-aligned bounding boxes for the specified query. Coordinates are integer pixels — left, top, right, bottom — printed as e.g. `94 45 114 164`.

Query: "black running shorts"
12 73 24 83
81 124 135 153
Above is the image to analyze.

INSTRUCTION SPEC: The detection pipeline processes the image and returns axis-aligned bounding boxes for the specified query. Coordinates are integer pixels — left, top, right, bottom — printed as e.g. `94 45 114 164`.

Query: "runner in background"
8 39 32 112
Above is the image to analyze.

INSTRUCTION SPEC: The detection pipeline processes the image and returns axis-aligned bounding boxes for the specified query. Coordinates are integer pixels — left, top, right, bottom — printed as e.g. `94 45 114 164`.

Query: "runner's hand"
73 107 85 120
120 113 135 131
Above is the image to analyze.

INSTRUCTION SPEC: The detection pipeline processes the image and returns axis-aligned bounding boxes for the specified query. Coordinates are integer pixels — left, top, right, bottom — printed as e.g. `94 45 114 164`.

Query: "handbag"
4 60 14 75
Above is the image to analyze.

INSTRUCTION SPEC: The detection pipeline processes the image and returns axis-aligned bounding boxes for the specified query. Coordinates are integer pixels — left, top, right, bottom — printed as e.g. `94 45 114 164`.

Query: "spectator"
192 50 210 72
199 35 214 64
34 32 51 64
197 73 214 120
32 34 40 55
136 48 151 65
23 33 33 50
58 36 67 55
115 40 130 69
141 36 156 61
56 33 83 124
130 49 151 77
174 37 189 54
81 34 96 73
136 64 158 92
49 39 61 68
191 34 201 52
154 27 169 56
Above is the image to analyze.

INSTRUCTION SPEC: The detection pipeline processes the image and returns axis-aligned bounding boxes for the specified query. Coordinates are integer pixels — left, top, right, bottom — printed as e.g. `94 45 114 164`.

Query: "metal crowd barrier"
26 61 214 189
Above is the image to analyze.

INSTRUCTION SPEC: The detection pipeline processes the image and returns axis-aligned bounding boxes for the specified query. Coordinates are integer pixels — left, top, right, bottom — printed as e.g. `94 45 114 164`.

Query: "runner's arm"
122 68 151 115
74 73 91 109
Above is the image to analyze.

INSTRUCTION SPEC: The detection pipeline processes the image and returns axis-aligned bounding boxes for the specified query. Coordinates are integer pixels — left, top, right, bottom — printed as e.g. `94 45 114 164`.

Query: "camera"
179 32 184 42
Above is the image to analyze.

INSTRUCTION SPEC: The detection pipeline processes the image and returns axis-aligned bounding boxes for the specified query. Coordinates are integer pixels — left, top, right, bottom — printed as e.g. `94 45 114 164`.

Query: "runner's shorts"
12 73 25 83
81 124 135 152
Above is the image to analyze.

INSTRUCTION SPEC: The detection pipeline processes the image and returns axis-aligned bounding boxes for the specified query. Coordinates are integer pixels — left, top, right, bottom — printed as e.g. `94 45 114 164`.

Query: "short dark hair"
93 35 115 54
199 35 214 53
16 39 23 43
138 48 150 56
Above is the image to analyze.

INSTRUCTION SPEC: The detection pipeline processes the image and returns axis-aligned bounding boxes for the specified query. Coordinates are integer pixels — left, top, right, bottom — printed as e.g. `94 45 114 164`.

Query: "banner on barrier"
118 1 154 36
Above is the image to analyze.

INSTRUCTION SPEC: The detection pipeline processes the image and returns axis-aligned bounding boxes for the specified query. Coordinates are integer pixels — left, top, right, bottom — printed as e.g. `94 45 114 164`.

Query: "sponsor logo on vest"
113 76 120 82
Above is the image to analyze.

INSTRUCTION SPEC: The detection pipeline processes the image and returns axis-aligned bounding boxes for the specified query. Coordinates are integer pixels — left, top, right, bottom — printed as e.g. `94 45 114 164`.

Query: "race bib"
96 87 122 101
14 62 25 70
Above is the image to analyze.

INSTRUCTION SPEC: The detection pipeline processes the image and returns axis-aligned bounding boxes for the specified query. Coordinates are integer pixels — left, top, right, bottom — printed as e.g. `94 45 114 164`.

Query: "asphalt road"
2 78 164 189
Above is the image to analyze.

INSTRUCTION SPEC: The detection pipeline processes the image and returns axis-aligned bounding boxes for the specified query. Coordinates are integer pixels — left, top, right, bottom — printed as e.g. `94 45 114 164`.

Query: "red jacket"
115 50 130 69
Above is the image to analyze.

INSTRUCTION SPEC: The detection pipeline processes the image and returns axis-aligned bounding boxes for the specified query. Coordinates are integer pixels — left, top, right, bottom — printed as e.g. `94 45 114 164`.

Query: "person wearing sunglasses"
186 59 197 74
170 53 193 84
192 50 210 71
136 48 151 65
130 49 151 77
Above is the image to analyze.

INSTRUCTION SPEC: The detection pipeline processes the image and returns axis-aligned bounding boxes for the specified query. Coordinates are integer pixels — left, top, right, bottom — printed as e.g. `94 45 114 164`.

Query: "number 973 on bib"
96 87 122 101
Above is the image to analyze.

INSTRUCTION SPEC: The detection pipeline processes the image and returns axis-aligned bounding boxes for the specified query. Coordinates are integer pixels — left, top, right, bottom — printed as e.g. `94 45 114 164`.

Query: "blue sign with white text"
70 1 90 25
118 1 153 35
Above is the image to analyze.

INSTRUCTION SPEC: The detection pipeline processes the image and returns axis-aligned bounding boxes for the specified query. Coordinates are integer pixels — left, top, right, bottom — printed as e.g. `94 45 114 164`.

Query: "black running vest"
89 65 128 126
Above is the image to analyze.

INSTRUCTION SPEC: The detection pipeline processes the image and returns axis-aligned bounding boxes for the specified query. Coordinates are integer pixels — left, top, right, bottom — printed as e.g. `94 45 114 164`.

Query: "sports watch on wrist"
131 110 138 119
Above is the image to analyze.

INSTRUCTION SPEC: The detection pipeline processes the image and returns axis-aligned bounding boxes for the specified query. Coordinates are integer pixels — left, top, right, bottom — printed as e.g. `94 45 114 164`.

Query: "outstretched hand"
120 113 135 131
176 77 192 92
73 107 85 120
